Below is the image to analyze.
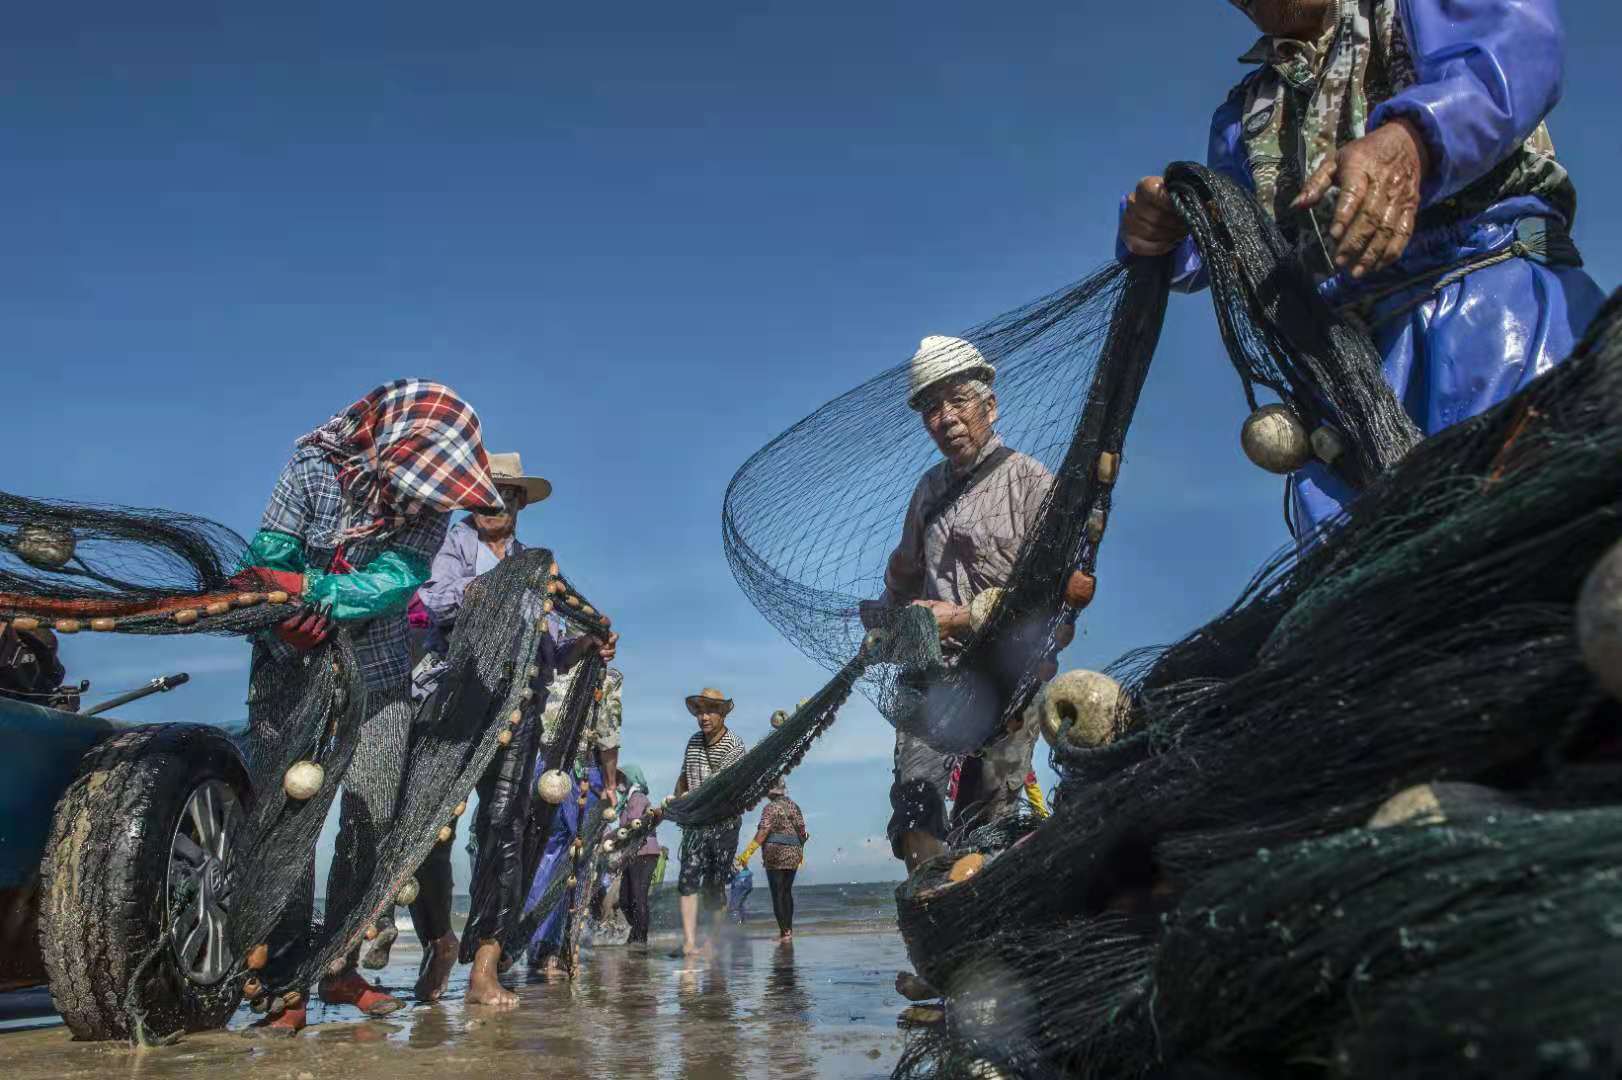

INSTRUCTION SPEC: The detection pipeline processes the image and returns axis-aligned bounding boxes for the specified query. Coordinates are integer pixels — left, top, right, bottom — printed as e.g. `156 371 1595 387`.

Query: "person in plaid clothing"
241 379 503 1036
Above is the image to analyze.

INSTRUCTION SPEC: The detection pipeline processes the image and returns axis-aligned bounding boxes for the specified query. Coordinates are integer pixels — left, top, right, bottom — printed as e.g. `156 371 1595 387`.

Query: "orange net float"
0 584 300 621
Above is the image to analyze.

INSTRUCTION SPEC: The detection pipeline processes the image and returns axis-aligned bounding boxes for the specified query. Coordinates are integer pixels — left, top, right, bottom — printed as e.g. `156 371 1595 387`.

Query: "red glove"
275 609 332 652
230 567 306 598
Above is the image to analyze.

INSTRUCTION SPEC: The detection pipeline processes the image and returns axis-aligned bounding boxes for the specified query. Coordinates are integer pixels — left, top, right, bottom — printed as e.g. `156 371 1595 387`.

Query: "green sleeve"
304 549 432 623
241 530 308 574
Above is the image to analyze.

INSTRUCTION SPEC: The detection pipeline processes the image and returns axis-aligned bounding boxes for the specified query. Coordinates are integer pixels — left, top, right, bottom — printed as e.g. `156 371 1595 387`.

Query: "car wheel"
39 724 250 1041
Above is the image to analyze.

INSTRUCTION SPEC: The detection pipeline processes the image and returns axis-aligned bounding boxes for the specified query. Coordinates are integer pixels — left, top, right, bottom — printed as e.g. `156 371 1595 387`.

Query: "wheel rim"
167 778 241 986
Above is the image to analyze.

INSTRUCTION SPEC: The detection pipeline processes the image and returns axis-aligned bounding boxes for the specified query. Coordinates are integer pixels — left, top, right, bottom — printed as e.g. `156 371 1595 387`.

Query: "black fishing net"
2 490 621 1037
894 289 1622 994
881 235 1622 1080
1149 809 1622 1077
594 165 1430 910
721 163 1415 776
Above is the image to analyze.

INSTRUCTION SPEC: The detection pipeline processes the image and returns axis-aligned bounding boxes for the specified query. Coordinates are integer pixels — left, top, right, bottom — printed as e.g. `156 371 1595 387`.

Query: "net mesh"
882 213 1622 1076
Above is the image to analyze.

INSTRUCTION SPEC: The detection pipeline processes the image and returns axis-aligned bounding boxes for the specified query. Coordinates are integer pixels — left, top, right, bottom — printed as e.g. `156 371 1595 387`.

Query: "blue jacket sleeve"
1115 87 1250 294
1371 0 1564 206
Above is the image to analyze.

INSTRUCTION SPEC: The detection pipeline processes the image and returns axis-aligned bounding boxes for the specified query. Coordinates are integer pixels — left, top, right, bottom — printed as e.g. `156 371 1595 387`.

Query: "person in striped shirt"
672 687 747 956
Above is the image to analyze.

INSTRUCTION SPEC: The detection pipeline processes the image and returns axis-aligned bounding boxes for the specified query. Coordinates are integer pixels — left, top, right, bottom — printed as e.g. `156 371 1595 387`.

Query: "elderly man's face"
473 484 525 537
1235 0 1333 38
695 704 727 739
919 378 999 472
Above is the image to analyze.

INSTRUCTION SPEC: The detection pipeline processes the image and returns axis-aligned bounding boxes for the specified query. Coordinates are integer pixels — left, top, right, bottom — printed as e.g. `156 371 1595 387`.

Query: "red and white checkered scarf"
298 379 503 542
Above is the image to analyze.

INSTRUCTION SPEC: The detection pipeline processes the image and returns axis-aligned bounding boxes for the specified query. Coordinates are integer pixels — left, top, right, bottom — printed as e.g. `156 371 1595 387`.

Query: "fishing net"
1154 809 1622 1077
606 164 1430 892
893 289 1622 998
2 489 618 1036
722 162 1418 762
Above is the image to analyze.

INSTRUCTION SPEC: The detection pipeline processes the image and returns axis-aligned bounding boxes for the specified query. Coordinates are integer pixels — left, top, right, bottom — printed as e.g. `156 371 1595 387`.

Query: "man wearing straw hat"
384 450 615 1007
671 686 748 956
861 336 1053 874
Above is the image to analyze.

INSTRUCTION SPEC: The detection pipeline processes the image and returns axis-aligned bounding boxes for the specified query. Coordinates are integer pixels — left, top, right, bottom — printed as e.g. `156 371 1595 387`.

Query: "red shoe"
319 970 403 1016
247 1005 307 1037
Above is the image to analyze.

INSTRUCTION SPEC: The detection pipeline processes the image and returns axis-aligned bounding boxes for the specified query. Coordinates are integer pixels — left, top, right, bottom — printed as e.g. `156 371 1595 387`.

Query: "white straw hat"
906 336 996 409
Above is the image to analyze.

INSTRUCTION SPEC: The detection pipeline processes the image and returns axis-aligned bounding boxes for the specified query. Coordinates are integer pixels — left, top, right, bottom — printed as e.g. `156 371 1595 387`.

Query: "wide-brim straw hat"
487 451 551 506
685 687 734 716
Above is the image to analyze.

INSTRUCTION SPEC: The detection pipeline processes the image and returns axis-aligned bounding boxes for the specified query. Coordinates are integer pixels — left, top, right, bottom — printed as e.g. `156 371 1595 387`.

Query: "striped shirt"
257 447 448 692
681 729 747 794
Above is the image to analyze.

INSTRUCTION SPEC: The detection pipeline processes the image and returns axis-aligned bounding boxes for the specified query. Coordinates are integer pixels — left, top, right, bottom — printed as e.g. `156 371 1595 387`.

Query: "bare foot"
414 931 458 1002
779 930 793 944
465 940 519 1008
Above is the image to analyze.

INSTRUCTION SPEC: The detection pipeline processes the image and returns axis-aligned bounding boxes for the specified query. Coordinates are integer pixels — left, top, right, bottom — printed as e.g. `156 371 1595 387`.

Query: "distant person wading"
737 778 810 942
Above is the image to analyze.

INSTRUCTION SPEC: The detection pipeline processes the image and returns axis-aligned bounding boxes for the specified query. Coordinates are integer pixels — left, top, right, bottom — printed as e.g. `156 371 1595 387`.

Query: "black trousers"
766 867 797 935
620 853 660 943
408 711 544 949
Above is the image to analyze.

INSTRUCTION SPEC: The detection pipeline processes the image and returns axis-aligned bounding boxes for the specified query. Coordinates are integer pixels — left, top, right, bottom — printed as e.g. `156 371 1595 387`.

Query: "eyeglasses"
495 485 525 507
919 388 984 420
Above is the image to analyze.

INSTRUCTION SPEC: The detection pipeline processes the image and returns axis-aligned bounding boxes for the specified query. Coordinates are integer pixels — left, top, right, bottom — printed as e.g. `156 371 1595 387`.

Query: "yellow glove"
1025 774 1050 819
736 839 760 868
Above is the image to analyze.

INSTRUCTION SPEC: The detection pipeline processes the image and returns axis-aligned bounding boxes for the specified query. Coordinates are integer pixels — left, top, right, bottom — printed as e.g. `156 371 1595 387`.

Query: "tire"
39 724 250 1041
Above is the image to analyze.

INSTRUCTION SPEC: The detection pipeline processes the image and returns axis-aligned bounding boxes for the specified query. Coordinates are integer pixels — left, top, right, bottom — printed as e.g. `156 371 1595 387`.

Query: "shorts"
677 819 742 899
886 720 1039 859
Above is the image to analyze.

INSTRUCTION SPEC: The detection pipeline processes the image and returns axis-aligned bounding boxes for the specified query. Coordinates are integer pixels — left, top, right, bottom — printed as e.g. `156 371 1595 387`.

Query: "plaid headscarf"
297 378 503 542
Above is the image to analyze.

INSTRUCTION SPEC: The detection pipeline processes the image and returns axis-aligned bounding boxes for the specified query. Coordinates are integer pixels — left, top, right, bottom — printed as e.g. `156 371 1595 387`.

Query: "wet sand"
0 926 910 1079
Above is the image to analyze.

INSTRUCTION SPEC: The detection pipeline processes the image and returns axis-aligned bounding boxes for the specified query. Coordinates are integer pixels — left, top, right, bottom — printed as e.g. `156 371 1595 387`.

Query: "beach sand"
0 915 912 1078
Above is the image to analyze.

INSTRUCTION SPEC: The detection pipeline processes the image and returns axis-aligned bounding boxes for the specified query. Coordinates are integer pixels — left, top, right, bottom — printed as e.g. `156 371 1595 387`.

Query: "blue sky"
6 2 1619 888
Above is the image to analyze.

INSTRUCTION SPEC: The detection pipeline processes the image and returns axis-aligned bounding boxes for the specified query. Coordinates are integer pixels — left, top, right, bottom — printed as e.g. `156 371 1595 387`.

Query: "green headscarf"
620 763 648 793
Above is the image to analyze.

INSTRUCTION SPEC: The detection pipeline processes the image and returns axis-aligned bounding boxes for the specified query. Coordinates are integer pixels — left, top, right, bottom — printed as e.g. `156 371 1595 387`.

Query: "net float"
602 806 618 823
243 977 262 998
1096 451 1120 485
1085 508 1107 544
536 769 571 804
770 709 789 728
54 619 81 634
283 760 325 800
1032 669 1124 750
13 524 76 570
173 609 199 626
594 688 604 702
1367 784 1446 829
1311 424 1346 464
567 595 581 608
948 853 985 883
1579 538 1622 701
566 876 578 888
497 729 512 746
437 825 454 843
11 617 40 632
1241 403 1311 474
968 587 1004 634
89 617 116 631
237 592 264 606
365 925 378 941
205 601 231 616
396 877 421 905
509 709 522 726
1064 571 1096 609
246 943 269 970
267 590 290 604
